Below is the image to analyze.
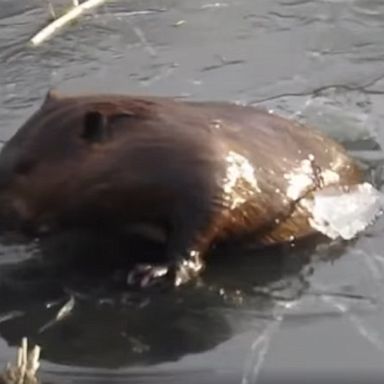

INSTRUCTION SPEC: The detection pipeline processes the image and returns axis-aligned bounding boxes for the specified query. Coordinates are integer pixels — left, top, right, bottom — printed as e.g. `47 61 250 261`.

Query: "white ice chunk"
308 183 384 240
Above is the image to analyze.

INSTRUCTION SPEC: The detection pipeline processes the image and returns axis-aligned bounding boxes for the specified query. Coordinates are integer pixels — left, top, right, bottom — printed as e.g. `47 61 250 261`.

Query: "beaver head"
0 91 197 235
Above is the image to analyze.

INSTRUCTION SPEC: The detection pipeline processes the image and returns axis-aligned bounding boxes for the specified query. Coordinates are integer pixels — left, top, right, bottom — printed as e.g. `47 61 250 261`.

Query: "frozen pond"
1 0 384 382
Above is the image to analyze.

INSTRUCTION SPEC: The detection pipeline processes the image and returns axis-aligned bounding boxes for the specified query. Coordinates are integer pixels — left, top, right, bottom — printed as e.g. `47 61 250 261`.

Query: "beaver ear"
81 111 110 143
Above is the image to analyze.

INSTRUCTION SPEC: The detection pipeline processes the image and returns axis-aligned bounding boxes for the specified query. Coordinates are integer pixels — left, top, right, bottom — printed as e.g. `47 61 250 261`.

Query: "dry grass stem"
0 338 41 384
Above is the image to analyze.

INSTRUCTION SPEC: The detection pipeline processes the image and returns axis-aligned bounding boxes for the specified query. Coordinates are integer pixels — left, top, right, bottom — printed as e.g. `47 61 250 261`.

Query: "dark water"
1 0 384 383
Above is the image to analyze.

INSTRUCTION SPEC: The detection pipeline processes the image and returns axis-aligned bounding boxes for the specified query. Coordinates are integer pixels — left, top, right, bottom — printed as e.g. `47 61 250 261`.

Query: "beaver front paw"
126 263 170 288
126 257 204 288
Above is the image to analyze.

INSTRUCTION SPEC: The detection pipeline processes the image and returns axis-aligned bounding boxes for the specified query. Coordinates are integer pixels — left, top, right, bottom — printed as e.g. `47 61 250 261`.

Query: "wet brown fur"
0 91 362 285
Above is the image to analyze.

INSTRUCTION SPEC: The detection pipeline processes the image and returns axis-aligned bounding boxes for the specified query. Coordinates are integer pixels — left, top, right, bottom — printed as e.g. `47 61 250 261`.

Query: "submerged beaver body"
0 92 361 286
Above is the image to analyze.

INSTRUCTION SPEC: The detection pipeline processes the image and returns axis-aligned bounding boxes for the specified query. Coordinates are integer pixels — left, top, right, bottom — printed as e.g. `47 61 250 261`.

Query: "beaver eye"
15 159 34 174
81 111 110 143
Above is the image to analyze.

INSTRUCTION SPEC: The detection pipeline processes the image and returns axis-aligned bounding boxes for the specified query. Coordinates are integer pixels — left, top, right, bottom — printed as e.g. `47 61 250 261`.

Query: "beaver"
0 91 361 287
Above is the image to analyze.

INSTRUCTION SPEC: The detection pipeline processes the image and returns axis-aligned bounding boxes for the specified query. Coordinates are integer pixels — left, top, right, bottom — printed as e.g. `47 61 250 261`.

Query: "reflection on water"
1 0 384 382
0 231 325 368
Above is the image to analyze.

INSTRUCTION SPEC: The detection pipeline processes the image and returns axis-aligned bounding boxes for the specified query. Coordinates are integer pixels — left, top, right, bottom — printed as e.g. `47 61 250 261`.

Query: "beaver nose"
0 148 20 190
0 197 34 234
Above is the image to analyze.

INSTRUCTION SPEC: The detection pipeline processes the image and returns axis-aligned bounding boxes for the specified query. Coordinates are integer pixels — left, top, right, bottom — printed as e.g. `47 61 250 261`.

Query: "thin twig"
31 0 108 46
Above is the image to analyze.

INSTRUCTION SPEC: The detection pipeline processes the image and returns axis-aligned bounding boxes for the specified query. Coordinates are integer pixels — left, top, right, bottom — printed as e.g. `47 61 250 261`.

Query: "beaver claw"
173 261 202 286
127 264 170 288
127 259 203 288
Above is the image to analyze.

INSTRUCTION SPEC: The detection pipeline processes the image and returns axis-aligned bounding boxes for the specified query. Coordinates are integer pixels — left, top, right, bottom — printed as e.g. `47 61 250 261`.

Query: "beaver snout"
0 195 37 234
